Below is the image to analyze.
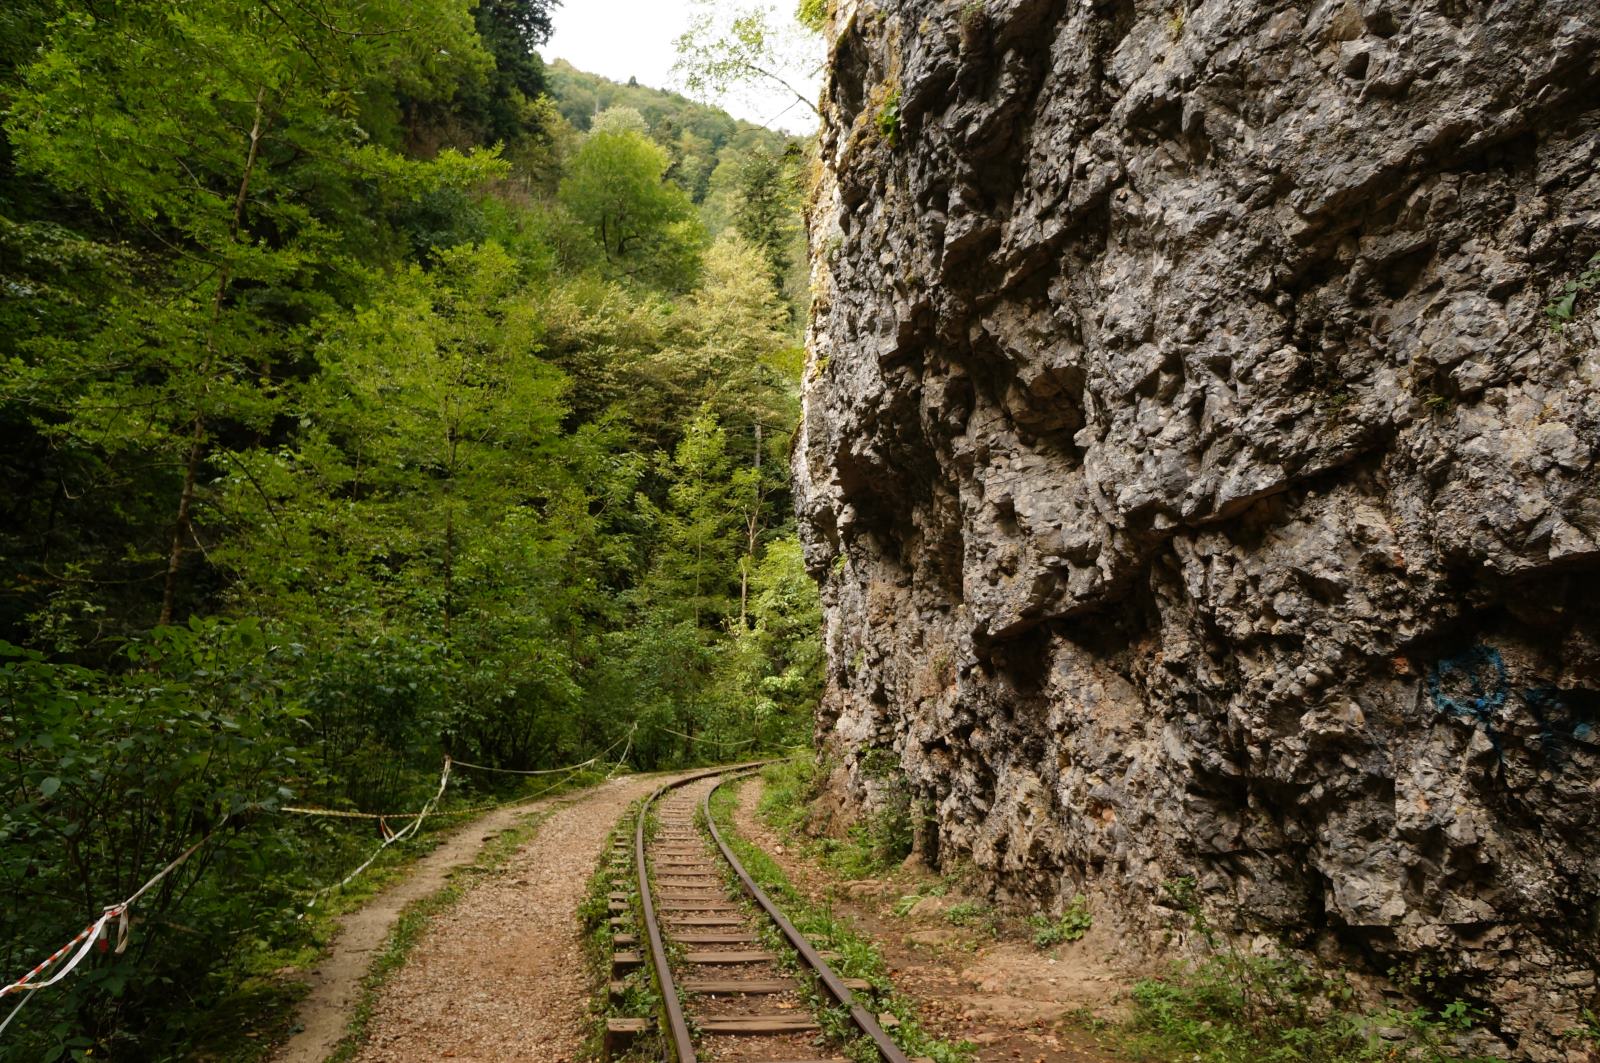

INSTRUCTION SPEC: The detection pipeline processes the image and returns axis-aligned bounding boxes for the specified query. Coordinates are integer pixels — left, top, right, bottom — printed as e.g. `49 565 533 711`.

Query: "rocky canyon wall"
794 1 1600 1057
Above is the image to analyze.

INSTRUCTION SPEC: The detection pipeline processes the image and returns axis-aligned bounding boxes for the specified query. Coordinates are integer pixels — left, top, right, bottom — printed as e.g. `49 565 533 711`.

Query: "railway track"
606 768 917 1062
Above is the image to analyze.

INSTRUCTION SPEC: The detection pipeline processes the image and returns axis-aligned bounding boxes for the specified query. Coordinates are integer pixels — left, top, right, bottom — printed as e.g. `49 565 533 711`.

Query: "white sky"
543 0 821 135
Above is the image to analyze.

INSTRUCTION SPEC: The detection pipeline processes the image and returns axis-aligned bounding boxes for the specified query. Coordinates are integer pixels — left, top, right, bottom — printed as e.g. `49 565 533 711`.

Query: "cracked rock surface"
795 1 1600 1057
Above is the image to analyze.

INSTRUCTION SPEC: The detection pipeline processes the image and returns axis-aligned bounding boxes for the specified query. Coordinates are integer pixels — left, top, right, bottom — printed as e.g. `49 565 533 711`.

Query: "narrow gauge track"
629 769 914 1063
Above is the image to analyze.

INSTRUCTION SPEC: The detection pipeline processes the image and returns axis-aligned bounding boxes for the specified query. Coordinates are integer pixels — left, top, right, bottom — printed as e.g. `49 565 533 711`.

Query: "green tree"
674 3 823 120
643 412 744 629
3 0 500 629
732 145 802 292
473 0 559 144
592 105 652 137
708 535 823 746
675 232 798 437
558 125 706 286
0 9 825 1052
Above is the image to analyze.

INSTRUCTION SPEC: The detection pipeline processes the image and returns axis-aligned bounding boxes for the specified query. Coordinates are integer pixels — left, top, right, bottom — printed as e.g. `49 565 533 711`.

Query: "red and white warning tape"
0 732 643 1040
305 756 452 907
0 818 227 1037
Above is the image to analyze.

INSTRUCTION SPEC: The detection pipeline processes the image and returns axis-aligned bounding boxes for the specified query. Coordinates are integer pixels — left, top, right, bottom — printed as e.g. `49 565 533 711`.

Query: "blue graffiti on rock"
1427 645 1508 727
1427 645 1598 765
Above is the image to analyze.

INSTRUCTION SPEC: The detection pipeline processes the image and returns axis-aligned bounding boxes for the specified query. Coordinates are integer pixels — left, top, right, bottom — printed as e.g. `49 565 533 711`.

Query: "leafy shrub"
1125 880 1501 1063
758 755 827 836
1126 951 1500 1063
1029 895 1091 948
761 752 916 879
0 620 305 1059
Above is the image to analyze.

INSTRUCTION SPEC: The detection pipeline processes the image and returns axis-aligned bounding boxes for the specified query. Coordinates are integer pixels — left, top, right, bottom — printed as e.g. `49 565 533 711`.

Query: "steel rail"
703 773 912 1063
636 769 724 1062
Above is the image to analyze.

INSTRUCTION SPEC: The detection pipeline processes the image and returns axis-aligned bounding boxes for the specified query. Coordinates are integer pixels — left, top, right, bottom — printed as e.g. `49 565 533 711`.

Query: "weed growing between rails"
1119 879 1508 1063
706 778 975 1063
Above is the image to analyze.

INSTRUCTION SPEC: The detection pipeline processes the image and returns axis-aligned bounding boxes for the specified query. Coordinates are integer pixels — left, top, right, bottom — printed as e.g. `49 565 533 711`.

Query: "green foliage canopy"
0 5 821 1055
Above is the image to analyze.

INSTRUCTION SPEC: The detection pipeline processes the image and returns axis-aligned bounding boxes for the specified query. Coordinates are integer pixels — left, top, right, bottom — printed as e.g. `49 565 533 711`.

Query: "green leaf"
39 776 61 798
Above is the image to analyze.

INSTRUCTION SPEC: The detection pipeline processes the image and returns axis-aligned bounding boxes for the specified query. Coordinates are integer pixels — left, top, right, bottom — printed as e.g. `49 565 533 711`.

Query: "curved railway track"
613 768 915 1062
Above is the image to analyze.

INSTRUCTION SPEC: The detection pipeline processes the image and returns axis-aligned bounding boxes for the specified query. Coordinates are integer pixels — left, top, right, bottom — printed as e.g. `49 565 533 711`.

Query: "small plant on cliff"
958 0 988 47
1422 392 1455 414
1028 895 1092 948
1568 1008 1600 1047
1547 250 1600 328
876 88 902 147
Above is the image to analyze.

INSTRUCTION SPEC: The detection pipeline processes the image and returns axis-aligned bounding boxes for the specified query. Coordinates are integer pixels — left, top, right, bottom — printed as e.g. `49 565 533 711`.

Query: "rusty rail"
702 772 912 1063
634 767 740 1062
631 764 911 1063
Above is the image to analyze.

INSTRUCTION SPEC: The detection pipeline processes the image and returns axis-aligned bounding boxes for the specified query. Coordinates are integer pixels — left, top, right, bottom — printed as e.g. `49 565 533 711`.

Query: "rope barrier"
303 727 641 904
451 754 599 775
306 757 451 907
0 816 230 1037
0 729 646 1039
604 725 637 781
655 725 759 748
282 728 637 820
450 725 634 776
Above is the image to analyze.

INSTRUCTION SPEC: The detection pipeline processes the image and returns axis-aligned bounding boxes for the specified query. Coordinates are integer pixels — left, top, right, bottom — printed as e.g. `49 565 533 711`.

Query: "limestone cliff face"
795 1 1600 1056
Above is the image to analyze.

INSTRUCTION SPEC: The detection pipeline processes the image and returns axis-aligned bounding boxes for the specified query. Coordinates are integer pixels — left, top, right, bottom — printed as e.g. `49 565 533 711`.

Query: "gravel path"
348 772 678 1063
276 789 588 1063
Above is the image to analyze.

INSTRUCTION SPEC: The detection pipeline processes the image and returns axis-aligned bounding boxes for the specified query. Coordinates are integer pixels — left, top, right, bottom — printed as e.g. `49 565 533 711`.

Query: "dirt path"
343 772 676 1062
730 778 1127 1063
274 774 665 1063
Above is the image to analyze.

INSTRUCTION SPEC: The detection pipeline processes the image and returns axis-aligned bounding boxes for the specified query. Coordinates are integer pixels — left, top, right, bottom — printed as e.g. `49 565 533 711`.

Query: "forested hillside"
0 0 815 1057
546 59 811 317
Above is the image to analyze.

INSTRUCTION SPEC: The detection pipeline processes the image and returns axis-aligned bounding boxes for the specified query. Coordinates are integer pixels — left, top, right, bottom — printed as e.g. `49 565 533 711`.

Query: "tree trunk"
158 419 205 625
443 505 455 639
738 422 764 627
444 427 458 639
158 86 268 625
